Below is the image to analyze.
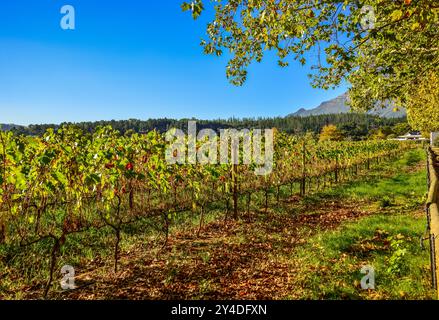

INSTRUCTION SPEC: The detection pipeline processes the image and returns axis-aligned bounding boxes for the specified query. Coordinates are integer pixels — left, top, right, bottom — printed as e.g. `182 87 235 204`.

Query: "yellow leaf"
390 10 403 21
411 22 420 30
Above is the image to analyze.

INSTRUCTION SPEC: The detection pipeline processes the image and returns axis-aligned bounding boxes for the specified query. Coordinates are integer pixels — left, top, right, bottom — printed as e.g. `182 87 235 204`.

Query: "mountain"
0 124 23 131
291 93 406 118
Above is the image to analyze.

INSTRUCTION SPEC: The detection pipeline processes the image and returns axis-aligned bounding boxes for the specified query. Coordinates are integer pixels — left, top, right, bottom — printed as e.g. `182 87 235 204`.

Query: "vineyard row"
0 126 416 297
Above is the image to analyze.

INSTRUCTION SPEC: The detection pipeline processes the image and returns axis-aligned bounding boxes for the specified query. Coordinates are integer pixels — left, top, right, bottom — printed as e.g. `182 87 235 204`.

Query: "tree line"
2 113 407 140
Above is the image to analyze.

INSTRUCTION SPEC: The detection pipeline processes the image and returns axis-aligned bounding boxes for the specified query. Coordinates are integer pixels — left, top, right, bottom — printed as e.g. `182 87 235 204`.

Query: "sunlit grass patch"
292 207 434 299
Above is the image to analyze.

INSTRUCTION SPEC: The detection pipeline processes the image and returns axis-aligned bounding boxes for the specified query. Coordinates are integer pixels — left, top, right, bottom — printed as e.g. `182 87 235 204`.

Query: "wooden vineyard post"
224 182 230 221
300 139 306 197
233 163 238 220
197 205 205 237
426 147 439 298
265 188 269 213
335 156 339 184
367 151 371 171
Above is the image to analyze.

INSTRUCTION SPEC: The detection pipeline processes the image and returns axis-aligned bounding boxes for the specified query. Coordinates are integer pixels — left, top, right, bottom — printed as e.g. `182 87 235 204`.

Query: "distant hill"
291 93 406 118
0 124 23 131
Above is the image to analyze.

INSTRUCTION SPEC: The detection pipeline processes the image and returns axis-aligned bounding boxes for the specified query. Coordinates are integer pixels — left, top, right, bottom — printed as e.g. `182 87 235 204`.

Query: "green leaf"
40 155 51 165
85 173 101 186
181 0 204 20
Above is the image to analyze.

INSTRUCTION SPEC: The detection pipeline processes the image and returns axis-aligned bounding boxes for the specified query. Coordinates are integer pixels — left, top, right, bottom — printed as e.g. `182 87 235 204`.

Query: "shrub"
405 151 422 166
379 196 393 208
386 235 408 275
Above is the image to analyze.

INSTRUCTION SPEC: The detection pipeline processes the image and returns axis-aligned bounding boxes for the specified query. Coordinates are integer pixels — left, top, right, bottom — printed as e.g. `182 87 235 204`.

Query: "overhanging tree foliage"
182 0 438 126
406 71 439 132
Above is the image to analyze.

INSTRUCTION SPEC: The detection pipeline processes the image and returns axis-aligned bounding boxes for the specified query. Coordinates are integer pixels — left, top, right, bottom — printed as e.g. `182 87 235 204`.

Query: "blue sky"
0 0 347 125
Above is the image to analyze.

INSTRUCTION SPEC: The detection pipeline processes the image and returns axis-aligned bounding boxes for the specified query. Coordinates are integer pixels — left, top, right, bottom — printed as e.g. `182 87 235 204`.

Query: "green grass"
305 148 427 206
293 213 434 299
289 148 435 299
